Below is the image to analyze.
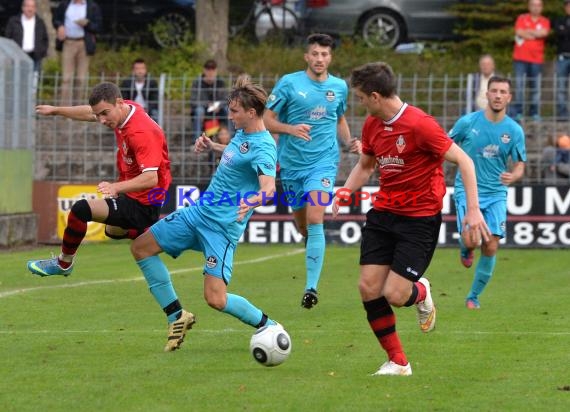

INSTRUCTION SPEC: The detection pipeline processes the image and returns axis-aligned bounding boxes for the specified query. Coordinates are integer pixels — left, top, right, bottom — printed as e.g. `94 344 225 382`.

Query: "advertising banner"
166 184 570 248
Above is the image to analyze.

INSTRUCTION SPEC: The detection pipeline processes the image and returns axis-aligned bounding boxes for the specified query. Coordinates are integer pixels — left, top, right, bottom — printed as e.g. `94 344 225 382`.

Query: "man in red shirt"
333 62 489 376
511 0 550 121
28 82 171 277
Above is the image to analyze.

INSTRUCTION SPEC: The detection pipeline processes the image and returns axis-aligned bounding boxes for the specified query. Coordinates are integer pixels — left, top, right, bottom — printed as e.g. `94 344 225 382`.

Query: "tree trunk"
36 0 56 59
195 0 229 72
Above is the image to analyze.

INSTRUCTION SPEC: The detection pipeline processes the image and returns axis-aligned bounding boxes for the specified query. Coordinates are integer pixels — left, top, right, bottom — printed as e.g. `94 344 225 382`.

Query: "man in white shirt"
4 0 49 73
466 54 496 113
120 58 159 121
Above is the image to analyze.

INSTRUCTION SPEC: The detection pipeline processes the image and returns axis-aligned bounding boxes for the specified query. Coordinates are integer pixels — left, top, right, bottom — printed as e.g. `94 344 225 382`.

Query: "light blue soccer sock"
222 293 276 328
136 256 181 322
305 223 325 292
467 255 496 301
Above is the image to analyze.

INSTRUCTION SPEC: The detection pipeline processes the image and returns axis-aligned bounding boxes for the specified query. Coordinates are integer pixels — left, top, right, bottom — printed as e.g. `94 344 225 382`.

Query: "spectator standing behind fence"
53 0 102 105
511 0 550 122
4 0 48 74
190 59 230 142
120 58 159 122
542 134 570 183
553 0 570 119
467 54 496 113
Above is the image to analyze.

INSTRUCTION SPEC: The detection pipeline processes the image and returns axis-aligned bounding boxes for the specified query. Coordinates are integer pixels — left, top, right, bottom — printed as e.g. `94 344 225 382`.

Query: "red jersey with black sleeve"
361 103 453 217
115 101 172 205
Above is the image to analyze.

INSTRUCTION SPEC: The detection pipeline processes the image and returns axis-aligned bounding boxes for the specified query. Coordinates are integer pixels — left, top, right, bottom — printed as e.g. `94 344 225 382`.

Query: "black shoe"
301 289 318 309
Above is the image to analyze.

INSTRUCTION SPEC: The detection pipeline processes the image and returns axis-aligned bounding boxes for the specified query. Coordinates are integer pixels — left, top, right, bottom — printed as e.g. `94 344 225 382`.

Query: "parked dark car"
0 0 195 48
304 0 458 48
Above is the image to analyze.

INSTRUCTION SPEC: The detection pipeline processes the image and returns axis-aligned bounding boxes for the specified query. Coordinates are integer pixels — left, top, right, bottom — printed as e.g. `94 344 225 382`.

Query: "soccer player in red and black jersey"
333 62 490 376
28 82 171 277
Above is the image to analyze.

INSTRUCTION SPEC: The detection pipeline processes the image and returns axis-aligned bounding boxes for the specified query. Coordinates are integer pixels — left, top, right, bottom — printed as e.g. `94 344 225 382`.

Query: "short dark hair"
350 62 397 98
132 58 146 66
203 59 217 69
306 33 335 50
89 82 122 106
487 75 511 91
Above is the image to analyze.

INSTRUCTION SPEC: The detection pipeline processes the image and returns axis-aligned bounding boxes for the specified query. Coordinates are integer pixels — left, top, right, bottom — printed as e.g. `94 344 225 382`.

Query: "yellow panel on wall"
57 185 108 241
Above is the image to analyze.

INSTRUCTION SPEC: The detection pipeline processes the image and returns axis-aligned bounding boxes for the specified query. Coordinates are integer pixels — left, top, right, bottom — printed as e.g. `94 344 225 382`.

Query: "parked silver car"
304 0 458 48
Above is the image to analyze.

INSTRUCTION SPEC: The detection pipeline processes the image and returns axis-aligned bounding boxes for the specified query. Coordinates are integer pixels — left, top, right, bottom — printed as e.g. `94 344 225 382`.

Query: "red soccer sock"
364 297 408 366
414 281 427 303
61 210 88 258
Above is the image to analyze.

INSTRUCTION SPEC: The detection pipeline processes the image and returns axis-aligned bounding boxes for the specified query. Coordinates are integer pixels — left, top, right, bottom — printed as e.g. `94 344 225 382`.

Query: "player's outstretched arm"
36 104 96 122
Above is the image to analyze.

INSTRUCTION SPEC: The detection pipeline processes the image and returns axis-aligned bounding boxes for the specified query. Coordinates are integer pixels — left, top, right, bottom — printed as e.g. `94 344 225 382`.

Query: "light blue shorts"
279 164 337 211
150 208 235 284
455 195 507 239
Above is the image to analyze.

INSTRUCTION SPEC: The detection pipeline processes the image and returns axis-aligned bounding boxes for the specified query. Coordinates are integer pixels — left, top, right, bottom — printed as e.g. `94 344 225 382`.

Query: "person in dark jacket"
120 58 159 122
4 0 49 73
190 59 230 142
52 0 102 104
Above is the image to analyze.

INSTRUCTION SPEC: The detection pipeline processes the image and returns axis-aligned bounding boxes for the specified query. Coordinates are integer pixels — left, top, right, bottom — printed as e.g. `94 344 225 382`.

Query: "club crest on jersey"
325 90 336 102
321 178 331 188
206 256 217 268
240 141 250 153
122 140 128 154
268 94 276 102
500 133 511 144
396 135 406 153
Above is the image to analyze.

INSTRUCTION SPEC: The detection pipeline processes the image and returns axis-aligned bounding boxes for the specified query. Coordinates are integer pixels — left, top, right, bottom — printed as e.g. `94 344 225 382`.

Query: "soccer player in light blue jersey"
449 76 526 309
130 77 281 352
264 33 361 309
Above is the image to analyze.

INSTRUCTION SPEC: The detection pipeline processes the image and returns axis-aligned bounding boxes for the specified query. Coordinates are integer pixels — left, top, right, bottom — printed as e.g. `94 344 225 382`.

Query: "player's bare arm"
332 153 376 217
337 115 361 154
97 171 158 198
500 161 525 185
263 109 311 141
36 104 96 121
444 143 491 241
237 174 276 222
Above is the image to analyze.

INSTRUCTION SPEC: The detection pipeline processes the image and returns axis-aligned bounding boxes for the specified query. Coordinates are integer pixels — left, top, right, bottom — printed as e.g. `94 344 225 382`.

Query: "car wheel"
151 11 193 48
361 11 404 48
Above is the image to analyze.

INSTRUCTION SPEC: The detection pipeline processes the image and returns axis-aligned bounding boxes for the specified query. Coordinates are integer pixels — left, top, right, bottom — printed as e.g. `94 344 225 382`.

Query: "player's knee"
105 228 128 240
482 240 499 256
70 199 92 222
383 287 407 307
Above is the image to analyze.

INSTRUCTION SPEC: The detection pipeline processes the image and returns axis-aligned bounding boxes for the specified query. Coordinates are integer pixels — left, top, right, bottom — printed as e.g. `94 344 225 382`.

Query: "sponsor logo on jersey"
308 105 327 120
221 150 235 166
482 144 499 158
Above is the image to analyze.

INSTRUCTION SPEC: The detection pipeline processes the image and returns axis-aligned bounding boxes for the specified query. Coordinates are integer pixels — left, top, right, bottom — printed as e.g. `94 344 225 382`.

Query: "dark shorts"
104 194 161 231
360 209 441 282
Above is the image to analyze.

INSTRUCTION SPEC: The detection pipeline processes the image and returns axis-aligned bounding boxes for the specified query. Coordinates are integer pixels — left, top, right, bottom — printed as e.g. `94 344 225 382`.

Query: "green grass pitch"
1 242 569 411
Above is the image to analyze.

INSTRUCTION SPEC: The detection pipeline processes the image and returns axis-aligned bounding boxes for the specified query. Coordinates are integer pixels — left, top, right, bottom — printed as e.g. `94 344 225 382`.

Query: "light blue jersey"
449 110 526 200
266 70 348 170
195 129 276 242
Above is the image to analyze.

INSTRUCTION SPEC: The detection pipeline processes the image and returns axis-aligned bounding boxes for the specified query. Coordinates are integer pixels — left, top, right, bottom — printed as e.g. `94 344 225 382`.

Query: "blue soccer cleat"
27 256 74 277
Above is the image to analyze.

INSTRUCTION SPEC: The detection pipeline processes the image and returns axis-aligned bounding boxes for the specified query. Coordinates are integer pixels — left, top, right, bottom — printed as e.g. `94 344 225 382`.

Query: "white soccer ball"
250 324 292 367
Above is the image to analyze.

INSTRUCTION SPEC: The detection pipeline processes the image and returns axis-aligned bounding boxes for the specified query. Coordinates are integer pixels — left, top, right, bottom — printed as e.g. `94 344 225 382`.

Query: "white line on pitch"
0 249 304 300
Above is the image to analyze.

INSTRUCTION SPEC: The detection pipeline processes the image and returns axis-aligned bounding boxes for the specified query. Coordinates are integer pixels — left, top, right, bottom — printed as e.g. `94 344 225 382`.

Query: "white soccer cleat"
371 360 412 376
416 277 436 333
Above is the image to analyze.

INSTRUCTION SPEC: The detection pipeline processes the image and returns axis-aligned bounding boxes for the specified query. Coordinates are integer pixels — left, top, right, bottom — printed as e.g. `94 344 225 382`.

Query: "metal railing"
32 72 570 186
